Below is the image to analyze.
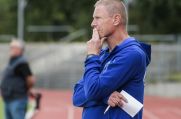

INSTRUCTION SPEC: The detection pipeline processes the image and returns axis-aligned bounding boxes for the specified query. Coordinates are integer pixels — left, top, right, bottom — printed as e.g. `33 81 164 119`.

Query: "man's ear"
113 14 121 26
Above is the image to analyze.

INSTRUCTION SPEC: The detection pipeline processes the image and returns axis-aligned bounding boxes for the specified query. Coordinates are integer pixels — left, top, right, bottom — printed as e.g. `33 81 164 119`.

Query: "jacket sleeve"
83 51 143 100
73 78 110 107
72 78 99 107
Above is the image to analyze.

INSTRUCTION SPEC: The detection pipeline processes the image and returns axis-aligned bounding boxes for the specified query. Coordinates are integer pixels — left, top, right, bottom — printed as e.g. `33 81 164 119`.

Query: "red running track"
33 90 181 119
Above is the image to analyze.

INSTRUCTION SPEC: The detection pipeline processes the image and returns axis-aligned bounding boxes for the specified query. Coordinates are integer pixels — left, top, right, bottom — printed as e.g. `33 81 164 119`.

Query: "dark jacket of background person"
0 55 32 102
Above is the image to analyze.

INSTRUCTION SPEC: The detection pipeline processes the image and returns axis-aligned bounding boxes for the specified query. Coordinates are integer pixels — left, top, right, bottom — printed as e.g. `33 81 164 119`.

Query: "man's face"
91 5 115 39
10 45 22 57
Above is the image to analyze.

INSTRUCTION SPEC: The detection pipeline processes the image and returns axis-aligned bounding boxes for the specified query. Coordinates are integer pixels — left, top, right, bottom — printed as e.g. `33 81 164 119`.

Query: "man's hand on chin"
87 28 106 55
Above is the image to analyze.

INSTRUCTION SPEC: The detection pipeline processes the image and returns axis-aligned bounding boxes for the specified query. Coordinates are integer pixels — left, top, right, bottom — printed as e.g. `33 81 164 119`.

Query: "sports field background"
0 0 181 119
1 90 181 119
1 43 181 119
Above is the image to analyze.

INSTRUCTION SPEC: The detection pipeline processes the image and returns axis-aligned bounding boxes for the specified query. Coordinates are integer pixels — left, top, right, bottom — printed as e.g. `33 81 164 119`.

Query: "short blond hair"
10 38 25 50
95 0 128 27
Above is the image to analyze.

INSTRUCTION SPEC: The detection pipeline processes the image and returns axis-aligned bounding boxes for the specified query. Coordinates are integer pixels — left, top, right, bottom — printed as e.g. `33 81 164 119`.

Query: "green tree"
25 0 97 41
0 0 180 42
129 0 181 34
0 0 17 35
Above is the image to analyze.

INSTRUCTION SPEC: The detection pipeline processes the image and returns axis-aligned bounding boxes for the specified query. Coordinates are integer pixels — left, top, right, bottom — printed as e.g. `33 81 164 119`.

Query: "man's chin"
100 35 106 39
100 35 108 40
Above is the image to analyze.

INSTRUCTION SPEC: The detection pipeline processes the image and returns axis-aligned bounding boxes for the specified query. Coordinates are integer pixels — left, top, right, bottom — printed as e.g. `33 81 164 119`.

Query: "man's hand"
87 28 106 55
26 75 35 90
108 91 128 108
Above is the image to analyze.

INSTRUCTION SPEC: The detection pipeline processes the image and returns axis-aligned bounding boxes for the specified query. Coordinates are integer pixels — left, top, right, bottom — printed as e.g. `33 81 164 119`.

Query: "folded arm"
83 51 142 100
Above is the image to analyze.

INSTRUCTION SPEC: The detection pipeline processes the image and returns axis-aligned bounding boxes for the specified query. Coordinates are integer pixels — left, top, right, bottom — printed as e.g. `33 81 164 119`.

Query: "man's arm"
73 78 97 107
15 63 35 90
83 51 142 100
26 75 35 90
84 28 143 101
73 77 114 107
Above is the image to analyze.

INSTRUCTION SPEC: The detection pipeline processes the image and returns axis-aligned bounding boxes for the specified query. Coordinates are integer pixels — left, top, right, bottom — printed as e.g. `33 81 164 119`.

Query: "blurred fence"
146 44 181 82
0 42 181 90
0 43 85 89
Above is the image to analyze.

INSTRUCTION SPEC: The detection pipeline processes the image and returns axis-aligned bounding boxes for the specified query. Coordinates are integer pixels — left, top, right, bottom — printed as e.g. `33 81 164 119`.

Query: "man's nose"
91 19 96 28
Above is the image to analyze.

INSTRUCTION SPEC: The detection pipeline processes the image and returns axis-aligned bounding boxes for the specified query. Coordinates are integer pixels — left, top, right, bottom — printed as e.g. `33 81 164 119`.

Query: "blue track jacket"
73 37 151 119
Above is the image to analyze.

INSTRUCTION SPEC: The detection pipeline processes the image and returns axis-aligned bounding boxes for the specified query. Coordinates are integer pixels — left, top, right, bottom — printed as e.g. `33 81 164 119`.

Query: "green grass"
0 97 4 119
169 72 181 82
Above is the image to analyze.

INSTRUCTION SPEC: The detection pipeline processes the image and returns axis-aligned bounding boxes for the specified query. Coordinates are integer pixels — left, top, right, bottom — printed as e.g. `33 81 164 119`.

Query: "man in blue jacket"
73 0 151 119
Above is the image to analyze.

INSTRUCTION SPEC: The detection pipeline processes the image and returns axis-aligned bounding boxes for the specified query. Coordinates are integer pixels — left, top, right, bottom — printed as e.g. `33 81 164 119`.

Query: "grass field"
0 97 4 119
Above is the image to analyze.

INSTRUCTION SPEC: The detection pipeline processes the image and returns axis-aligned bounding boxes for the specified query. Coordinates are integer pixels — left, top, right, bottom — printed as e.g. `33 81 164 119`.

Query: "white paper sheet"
121 90 143 117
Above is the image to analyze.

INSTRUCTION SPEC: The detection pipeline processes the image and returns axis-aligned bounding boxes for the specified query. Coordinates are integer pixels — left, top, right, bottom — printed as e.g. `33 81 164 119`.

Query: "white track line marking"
144 109 160 119
67 105 74 119
171 108 181 116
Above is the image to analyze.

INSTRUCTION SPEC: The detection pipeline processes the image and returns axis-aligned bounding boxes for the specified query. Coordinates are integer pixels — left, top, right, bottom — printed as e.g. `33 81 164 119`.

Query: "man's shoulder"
118 45 145 57
113 46 146 67
14 56 29 69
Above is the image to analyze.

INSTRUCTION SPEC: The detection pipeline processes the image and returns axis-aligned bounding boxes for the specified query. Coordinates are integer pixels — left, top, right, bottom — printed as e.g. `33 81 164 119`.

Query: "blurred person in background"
73 0 151 119
0 39 35 119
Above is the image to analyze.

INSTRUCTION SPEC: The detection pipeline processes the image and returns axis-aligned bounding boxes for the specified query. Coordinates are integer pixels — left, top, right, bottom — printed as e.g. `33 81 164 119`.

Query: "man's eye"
95 17 100 19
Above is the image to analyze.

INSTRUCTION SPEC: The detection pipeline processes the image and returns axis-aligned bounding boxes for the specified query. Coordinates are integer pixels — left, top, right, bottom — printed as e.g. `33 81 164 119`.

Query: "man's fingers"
93 28 99 36
111 98 118 107
114 91 128 103
109 97 124 108
113 96 124 107
118 94 128 103
109 102 116 107
118 100 124 107
108 98 116 107
92 28 100 41
108 91 128 109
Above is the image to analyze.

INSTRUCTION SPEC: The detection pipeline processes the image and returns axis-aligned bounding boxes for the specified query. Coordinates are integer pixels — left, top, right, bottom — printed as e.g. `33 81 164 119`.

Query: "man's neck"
106 29 129 52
